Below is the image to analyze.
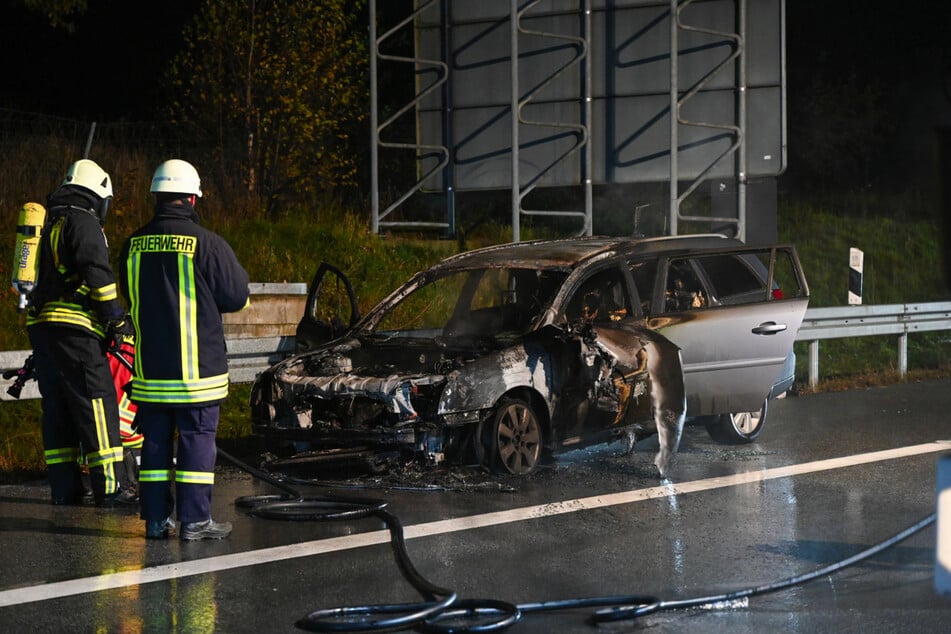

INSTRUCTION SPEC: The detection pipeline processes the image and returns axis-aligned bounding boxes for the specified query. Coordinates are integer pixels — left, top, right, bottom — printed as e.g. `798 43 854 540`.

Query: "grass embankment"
780 203 951 382
1 181 948 479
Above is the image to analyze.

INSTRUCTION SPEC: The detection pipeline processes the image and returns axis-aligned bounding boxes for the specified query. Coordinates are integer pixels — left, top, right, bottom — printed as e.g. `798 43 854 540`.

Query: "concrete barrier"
222 282 307 338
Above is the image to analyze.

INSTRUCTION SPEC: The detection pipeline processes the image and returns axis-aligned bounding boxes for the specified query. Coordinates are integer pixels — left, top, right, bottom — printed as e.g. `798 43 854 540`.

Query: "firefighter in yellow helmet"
26 159 138 507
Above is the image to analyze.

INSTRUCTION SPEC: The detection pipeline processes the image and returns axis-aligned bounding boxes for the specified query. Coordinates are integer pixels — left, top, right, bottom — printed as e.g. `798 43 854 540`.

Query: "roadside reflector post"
938 453 951 598
848 248 863 305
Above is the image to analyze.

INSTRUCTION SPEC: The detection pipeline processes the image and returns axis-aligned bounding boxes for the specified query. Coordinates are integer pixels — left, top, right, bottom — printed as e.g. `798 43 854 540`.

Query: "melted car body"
250 235 809 477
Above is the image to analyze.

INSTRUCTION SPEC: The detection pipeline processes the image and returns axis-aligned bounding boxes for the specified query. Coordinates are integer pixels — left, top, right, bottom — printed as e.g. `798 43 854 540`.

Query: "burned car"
249 235 809 477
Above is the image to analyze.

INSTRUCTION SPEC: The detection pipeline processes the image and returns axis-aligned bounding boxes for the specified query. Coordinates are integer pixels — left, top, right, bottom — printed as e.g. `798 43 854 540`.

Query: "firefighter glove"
105 317 135 351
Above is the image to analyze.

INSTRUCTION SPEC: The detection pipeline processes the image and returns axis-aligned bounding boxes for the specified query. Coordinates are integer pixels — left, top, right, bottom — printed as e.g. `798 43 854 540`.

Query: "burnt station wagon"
249 234 809 477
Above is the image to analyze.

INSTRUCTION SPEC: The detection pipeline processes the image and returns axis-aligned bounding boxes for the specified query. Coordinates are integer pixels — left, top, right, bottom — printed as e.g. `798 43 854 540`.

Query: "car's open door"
295 262 360 353
646 245 809 416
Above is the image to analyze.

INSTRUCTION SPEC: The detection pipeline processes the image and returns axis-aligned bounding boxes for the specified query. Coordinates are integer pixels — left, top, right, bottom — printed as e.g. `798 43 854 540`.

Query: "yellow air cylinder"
11 202 46 312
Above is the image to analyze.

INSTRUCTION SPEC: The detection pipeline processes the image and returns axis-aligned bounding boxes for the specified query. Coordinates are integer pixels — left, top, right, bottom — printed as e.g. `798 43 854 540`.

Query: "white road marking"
1 441 947 608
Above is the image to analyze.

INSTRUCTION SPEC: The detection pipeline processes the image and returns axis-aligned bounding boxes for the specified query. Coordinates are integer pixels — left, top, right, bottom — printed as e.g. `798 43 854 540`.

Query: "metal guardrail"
224 335 297 384
795 302 951 388
0 336 299 402
3 302 950 401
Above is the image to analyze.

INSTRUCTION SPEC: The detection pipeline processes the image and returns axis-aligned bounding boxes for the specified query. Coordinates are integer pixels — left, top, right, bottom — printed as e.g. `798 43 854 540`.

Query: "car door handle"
752 321 787 335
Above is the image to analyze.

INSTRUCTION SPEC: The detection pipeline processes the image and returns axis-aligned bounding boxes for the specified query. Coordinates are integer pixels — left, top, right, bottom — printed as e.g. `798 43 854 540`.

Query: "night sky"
1 0 195 119
1 2 948 127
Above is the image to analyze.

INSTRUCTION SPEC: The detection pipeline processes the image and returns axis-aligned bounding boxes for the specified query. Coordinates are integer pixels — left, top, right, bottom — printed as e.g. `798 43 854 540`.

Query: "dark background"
2 0 950 241
2 1 947 122
0 0 195 119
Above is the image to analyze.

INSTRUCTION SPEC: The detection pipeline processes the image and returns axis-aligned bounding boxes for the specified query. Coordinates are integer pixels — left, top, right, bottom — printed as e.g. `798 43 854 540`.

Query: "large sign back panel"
415 0 784 191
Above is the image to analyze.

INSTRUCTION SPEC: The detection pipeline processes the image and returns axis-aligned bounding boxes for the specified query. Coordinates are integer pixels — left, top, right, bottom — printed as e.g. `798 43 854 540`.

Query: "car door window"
566 268 631 323
694 254 766 305
664 259 707 312
296 262 360 352
695 249 808 305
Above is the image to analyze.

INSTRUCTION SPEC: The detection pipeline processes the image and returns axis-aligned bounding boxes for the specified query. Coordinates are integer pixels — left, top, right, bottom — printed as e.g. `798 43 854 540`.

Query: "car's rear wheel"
476 397 542 475
705 398 768 444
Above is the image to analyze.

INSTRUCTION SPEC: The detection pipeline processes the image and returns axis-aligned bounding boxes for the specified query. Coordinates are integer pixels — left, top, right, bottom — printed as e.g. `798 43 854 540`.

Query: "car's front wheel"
476 397 543 475
704 398 768 444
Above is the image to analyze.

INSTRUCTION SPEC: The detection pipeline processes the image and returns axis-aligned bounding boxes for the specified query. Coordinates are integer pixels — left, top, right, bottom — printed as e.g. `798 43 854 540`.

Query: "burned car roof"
426 233 741 272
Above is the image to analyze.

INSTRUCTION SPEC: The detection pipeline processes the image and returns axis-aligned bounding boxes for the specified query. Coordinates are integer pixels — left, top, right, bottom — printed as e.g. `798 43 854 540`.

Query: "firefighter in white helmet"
119 159 250 540
26 159 138 507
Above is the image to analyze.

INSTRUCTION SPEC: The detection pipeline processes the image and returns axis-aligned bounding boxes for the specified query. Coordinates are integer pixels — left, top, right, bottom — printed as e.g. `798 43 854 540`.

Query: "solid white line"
1 441 947 608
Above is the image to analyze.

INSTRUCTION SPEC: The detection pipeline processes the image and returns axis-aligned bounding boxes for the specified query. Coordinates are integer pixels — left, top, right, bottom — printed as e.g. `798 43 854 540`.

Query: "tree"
20 0 88 30
167 0 368 213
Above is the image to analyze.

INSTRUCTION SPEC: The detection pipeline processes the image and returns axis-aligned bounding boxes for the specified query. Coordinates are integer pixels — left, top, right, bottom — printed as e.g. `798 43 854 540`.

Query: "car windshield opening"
370 268 567 341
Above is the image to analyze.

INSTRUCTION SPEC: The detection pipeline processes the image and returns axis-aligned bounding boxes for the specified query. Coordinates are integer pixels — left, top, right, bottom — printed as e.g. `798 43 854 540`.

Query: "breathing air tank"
11 201 46 312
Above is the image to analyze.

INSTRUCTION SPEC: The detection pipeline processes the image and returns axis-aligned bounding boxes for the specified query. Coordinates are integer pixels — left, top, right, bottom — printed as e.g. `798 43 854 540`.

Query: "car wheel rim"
731 408 764 437
495 402 541 475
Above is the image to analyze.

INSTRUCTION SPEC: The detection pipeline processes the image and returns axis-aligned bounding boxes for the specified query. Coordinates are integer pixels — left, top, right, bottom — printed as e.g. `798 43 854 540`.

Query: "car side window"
657 248 807 313
566 268 631 324
694 249 808 305
664 258 707 312
695 254 765 304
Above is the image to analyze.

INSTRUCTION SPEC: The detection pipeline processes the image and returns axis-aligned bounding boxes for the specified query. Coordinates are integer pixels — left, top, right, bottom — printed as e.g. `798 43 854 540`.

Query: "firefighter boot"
90 468 139 508
180 519 232 541
49 462 88 506
146 517 176 539
116 447 141 502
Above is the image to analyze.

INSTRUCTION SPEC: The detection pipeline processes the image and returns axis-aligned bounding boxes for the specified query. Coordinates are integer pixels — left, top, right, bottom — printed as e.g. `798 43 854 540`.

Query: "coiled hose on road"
218 446 937 633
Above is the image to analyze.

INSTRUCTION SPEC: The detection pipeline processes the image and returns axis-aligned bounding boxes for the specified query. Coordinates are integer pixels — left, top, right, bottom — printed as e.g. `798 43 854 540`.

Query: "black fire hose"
217 445 473 632
584 511 936 624
215 441 938 633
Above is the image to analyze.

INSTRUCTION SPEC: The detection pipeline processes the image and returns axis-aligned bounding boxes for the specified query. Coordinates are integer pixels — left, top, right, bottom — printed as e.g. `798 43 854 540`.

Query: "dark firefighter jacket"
118 199 250 407
27 187 124 336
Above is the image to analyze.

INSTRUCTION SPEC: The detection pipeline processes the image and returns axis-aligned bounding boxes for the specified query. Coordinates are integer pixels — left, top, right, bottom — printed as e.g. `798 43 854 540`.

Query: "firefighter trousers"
27 324 125 504
137 404 220 524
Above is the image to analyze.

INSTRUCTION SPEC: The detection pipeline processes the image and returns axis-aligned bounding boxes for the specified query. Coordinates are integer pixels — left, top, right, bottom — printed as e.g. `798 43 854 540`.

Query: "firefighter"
26 159 138 507
119 159 250 540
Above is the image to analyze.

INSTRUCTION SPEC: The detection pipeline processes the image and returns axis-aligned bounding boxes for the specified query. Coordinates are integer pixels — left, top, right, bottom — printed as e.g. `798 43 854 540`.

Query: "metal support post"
369 1 379 234
898 333 908 377
510 0 521 242
808 339 819 389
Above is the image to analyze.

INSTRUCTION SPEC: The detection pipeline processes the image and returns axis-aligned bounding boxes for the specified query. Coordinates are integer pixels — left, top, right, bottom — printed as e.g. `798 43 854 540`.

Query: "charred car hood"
250 334 548 432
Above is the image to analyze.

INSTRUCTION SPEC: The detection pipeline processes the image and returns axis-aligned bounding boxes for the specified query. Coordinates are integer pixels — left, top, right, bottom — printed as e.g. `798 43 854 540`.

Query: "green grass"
779 201 951 381
780 203 948 306
0 399 44 479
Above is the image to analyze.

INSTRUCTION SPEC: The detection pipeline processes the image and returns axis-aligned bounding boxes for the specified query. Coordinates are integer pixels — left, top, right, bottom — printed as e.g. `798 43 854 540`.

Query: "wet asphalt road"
2 379 950 633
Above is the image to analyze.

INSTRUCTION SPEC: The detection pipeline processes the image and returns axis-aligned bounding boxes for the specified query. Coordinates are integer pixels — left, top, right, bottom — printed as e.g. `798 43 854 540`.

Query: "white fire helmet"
62 159 113 200
150 159 203 197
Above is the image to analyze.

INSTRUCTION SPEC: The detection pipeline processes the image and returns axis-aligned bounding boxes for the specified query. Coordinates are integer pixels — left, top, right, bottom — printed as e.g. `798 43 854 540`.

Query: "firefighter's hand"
105 317 135 351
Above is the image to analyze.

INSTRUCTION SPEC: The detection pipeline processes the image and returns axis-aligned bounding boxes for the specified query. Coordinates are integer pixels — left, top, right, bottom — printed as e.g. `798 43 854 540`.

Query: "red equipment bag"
107 337 142 449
